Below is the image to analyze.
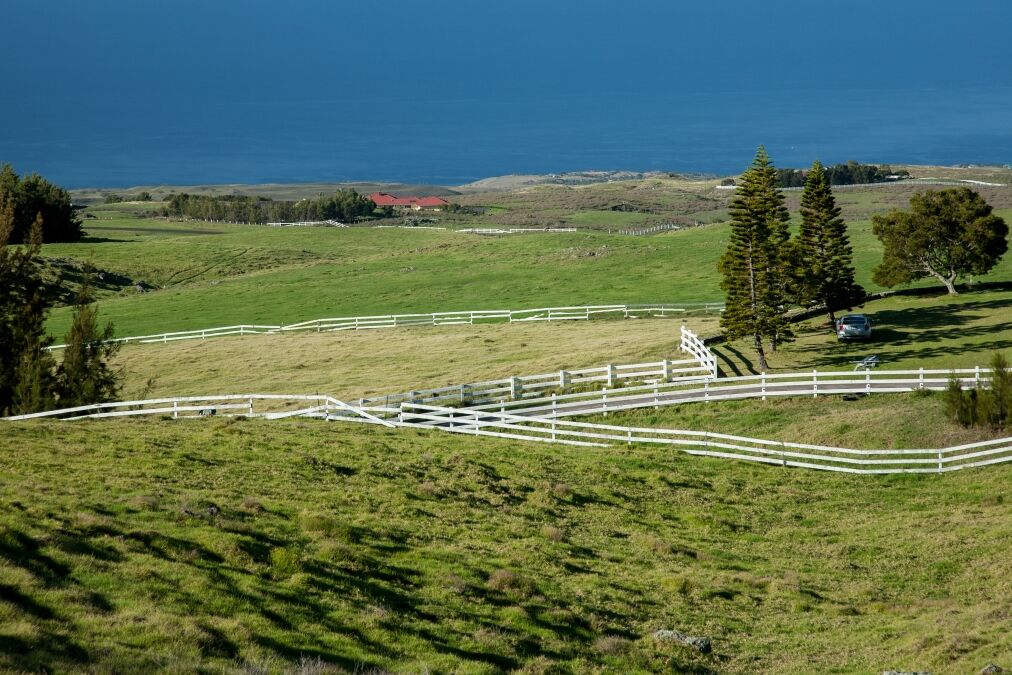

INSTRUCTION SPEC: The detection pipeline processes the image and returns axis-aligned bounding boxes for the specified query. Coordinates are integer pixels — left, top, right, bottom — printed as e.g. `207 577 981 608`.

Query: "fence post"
627 429 632 446
866 369 871 394
239 326 245 336
662 359 671 381
938 449 943 474
919 367 925 390
552 392 558 415
248 397 254 417
510 376 521 400
559 370 570 388
607 364 616 388
704 380 710 402
173 400 178 419
761 372 767 401
813 370 818 398
975 365 981 385
509 310 514 323
603 389 609 416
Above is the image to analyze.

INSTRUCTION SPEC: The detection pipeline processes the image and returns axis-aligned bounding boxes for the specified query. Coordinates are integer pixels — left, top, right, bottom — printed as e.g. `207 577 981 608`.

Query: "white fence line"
5 365 1009 475
447 367 993 419
2 393 395 427
45 302 724 351
458 228 578 235
356 326 718 409
396 403 1012 475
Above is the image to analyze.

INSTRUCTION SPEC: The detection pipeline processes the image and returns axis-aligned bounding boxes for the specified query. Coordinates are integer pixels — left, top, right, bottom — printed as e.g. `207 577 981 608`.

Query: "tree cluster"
104 192 152 204
0 164 82 243
164 190 377 224
945 352 1012 430
0 201 119 415
720 150 864 371
775 161 908 188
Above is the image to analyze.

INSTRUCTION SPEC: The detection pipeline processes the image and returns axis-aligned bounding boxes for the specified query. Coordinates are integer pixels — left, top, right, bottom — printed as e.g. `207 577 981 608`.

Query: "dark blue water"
3 1 1011 187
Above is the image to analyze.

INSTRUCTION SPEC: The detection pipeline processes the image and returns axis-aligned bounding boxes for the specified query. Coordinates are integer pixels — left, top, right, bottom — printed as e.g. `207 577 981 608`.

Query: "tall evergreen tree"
718 147 794 372
56 282 121 407
795 160 865 325
0 207 56 414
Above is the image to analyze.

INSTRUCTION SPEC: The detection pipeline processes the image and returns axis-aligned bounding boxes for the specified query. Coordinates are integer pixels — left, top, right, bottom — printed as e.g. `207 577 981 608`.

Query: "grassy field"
8 173 1012 673
2 415 1011 674
40 198 1012 339
110 317 717 401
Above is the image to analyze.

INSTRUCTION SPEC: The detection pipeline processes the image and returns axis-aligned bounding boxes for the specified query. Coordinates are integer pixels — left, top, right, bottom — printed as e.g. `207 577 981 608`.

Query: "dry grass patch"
112 317 717 400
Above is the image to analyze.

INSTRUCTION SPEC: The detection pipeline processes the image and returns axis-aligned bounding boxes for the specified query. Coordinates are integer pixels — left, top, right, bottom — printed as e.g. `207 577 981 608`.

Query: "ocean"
2 1 1011 188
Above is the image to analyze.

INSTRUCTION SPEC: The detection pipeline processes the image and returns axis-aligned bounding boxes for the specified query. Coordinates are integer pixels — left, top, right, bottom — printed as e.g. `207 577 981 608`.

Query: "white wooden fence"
5 367 1009 474
356 326 717 409
45 302 724 351
458 228 577 235
448 367 995 419
396 404 1012 474
3 393 394 426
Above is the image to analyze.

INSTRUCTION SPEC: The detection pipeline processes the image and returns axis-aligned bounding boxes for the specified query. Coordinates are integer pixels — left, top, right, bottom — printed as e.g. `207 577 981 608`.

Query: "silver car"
837 314 872 341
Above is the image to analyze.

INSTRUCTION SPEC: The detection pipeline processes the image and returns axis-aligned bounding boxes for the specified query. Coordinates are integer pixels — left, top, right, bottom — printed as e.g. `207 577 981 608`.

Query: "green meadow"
3 175 1012 673
2 417 1010 674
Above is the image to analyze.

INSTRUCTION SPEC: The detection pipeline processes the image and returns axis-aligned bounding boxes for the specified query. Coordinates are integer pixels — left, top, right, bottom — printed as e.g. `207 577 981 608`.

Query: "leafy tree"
0 164 81 243
56 282 121 407
718 146 793 372
794 161 865 325
872 188 1008 295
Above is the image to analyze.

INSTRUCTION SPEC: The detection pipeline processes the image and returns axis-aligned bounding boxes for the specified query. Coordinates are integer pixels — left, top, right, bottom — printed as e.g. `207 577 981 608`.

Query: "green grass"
2 415 1010 673
39 189 1012 339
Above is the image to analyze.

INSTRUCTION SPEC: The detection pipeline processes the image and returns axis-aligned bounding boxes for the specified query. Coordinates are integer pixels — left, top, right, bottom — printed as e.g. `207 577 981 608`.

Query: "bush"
269 547 302 578
945 352 1012 430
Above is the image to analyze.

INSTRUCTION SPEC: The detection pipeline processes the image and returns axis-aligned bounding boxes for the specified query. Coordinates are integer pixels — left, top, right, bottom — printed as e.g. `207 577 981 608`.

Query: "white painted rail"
396 404 1012 474
357 325 717 409
45 302 724 351
5 367 1008 474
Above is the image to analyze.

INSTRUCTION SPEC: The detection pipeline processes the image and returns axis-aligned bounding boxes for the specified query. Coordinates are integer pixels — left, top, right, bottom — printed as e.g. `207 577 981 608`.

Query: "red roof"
369 192 449 208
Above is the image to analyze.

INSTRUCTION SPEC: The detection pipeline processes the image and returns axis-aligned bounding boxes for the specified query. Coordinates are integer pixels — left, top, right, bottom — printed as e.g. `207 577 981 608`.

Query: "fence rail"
449 367 994 419
5 366 1009 475
397 403 1012 475
45 302 724 351
357 326 717 409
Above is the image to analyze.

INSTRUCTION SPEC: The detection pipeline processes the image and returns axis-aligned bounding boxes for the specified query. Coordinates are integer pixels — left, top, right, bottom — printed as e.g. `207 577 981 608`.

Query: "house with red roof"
369 192 450 211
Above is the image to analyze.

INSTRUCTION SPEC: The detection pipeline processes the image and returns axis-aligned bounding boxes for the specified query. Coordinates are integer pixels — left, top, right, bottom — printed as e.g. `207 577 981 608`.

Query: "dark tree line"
0 200 119 415
775 161 908 188
164 189 377 224
0 164 82 243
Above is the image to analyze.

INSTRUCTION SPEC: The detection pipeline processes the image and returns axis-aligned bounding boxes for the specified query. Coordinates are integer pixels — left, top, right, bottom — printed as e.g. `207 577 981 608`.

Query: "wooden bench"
851 355 881 371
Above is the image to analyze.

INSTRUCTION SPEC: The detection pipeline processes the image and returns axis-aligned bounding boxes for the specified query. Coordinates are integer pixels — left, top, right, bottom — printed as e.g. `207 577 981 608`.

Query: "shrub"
541 525 564 542
269 547 302 578
945 352 1012 430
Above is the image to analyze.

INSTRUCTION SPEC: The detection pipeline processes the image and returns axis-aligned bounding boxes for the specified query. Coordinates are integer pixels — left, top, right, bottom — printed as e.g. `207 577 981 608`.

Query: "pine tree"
718 147 794 372
56 281 121 408
0 208 56 414
796 161 865 325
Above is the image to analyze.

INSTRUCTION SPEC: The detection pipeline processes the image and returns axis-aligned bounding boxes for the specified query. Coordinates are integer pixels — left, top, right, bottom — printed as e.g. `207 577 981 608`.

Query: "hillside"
2 416 1011 674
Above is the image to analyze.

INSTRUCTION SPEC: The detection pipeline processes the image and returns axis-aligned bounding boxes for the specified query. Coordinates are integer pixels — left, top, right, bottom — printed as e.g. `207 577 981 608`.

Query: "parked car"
836 314 872 341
